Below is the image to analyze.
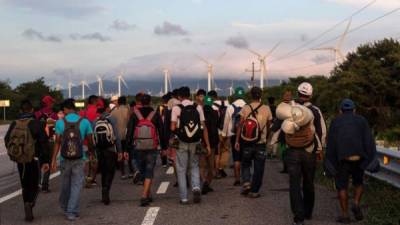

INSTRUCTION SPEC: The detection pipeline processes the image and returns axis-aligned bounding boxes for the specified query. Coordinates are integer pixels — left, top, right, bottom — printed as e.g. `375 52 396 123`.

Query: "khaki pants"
216 136 231 169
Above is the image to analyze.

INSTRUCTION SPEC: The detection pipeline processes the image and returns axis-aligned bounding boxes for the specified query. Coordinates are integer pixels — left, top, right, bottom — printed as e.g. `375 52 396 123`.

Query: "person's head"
207 90 218 100
129 100 136 108
161 94 170 104
135 92 144 105
268 97 275 106
340 98 355 113
297 82 313 102
20 99 34 113
282 90 293 103
179 86 191 99
172 89 179 98
250 86 262 101
118 96 127 105
204 95 213 107
110 95 119 106
97 99 110 114
88 95 98 106
141 94 152 106
234 87 245 99
61 98 76 114
196 89 206 104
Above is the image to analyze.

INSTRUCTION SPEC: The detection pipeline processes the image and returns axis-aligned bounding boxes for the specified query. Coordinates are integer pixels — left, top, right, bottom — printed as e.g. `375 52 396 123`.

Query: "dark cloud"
70 32 111 42
312 54 333 65
154 21 188 36
225 35 249 49
4 0 105 18
110 20 136 31
22 28 62 43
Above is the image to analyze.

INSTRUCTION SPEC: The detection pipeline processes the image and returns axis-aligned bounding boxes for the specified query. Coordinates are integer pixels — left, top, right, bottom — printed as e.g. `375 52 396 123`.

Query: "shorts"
138 150 157 179
335 160 364 190
231 136 241 162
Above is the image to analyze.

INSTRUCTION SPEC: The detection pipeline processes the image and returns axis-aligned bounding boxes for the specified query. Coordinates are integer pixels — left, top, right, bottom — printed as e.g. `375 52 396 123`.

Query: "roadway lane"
0 158 362 225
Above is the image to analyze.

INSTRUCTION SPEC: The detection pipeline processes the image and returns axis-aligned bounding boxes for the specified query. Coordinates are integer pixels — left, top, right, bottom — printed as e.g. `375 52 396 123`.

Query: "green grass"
315 163 400 225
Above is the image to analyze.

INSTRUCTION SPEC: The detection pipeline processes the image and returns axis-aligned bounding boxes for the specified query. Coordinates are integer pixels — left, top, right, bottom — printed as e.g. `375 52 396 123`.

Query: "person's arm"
126 114 136 152
170 106 178 132
235 117 244 151
324 119 338 176
32 120 50 168
83 119 94 153
51 134 61 173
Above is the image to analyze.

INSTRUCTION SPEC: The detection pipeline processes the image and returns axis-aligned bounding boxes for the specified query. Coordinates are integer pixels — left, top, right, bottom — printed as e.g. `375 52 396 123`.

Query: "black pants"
18 160 40 204
98 149 118 192
241 144 267 193
41 142 54 189
286 149 316 222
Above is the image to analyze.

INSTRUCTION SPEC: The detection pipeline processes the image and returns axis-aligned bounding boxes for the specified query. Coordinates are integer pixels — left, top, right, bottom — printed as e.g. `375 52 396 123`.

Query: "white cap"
297 82 313 96
111 95 119 102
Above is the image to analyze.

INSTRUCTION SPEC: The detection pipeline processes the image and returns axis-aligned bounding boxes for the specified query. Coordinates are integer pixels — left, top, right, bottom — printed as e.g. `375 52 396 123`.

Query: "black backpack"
203 105 219 147
94 116 115 149
60 118 84 160
213 101 227 130
231 103 243 134
177 104 202 143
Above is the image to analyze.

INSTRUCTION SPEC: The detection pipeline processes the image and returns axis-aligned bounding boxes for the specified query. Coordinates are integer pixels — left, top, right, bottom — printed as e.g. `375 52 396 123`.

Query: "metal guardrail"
366 146 400 188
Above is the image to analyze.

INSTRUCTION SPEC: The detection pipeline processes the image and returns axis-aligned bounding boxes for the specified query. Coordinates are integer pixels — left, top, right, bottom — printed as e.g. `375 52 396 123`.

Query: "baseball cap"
204 95 213 106
340 99 355 111
234 87 245 98
297 82 313 96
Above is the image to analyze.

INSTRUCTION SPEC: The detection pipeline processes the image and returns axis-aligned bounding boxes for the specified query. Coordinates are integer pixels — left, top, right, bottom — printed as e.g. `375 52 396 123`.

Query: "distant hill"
62 78 285 99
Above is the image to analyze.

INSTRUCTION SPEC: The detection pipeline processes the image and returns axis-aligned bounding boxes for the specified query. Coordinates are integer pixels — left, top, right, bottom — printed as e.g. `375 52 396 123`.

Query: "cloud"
154 21 188 36
300 34 309 42
22 28 62 43
312 54 334 64
110 20 136 31
3 0 105 18
182 37 192 43
324 0 400 11
226 35 249 49
70 32 111 42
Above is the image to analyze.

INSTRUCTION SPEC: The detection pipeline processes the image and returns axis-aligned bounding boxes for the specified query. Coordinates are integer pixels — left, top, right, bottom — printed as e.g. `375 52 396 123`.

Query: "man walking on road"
51 99 94 221
5 100 50 222
235 87 272 198
284 82 327 225
325 99 378 224
171 87 212 204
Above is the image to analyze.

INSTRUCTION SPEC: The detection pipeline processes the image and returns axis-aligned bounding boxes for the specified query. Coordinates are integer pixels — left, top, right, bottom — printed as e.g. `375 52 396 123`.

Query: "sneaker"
180 199 189 205
352 205 363 221
219 169 228 178
201 184 209 195
137 180 144 185
193 189 201 203
233 180 241 186
102 191 110 205
248 192 261 198
24 202 34 222
41 186 50 193
336 216 351 224
120 175 128 180
140 197 150 207
128 173 134 179
132 171 141 184
240 184 251 196
207 186 214 192
66 214 77 221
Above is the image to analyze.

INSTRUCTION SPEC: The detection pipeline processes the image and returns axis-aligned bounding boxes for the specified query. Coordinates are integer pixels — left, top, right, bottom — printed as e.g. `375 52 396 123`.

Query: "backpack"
231 103 243 133
284 103 316 148
177 104 202 143
6 119 36 163
203 105 219 147
94 116 115 148
133 109 159 150
60 118 84 160
213 101 227 130
38 111 56 138
240 104 263 145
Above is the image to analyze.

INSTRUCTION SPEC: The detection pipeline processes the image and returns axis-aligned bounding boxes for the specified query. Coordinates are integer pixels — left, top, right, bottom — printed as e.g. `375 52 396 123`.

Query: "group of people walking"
4 82 379 224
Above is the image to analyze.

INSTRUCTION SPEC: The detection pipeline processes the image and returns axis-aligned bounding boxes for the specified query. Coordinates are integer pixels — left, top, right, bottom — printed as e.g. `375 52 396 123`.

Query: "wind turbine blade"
312 47 335 51
195 54 209 65
338 17 352 49
121 76 128 88
265 41 281 57
216 52 227 62
247 49 262 58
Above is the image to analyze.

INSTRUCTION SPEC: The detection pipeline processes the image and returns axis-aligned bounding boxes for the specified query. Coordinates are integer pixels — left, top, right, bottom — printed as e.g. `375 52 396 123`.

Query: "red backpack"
133 109 159 150
240 104 263 145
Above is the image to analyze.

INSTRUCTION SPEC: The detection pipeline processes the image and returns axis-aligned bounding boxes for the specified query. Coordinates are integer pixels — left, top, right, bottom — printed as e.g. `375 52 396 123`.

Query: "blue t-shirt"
55 113 93 160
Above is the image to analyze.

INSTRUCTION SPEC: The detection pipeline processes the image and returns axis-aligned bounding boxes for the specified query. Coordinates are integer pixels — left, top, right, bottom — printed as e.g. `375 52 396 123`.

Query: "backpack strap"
134 108 144 120
146 111 156 121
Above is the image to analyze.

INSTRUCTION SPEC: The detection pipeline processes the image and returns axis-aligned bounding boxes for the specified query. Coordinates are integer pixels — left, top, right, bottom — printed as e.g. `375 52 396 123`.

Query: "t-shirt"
55 113 93 140
171 99 205 124
223 99 246 137
240 102 272 144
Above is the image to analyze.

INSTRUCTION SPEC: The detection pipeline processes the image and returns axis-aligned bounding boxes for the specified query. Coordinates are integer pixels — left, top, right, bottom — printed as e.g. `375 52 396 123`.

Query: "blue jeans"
59 159 85 217
176 141 201 201
241 144 267 193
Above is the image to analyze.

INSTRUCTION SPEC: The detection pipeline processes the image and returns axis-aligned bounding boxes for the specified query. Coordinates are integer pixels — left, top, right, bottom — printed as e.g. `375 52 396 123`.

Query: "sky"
0 0 399 86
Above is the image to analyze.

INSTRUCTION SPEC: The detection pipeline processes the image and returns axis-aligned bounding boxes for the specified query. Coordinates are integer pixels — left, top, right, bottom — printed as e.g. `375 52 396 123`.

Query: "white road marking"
156 182 170 194
0 171 61 204
141 207 160 225
166 166 174 175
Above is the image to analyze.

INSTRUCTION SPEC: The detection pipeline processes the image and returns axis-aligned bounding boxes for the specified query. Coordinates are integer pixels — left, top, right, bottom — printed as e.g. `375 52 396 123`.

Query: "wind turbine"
80 79 90 100
96 75 105 97
163 68 173 94
67 80 75 98
55 83 63 91
247 42 280 89
116 71 128 97
228 80 234 96
196 52 226 92
312 18 352 64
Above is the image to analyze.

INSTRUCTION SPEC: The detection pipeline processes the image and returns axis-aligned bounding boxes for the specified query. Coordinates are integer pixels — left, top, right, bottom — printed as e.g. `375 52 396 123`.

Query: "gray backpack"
6 119 36 163
133 109 158 150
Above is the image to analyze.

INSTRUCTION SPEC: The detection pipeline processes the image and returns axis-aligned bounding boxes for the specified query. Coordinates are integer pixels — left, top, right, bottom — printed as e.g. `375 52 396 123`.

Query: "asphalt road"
0 156 362 225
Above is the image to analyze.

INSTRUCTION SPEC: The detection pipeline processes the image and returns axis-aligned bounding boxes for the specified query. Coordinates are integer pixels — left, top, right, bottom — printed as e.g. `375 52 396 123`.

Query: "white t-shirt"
171 99 205 126
222 99 247 137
